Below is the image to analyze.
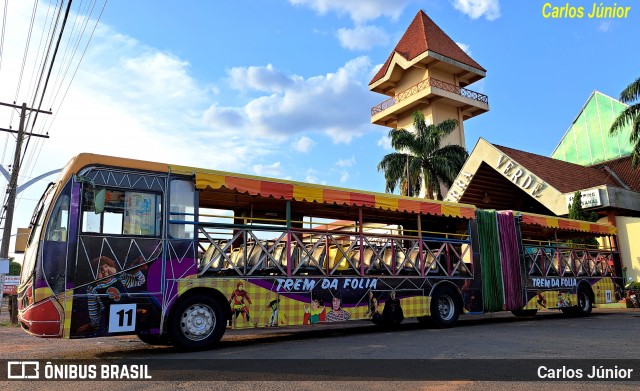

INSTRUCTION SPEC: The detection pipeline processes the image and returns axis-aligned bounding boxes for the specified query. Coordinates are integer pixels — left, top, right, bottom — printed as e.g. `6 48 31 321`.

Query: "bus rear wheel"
561 286 593 317
429 286 460 328
170 295 226 350
573 286 593 317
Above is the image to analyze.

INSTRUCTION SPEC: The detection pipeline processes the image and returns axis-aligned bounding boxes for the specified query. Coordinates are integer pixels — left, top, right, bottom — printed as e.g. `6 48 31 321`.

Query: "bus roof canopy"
517 211 616 236
192 170 476 220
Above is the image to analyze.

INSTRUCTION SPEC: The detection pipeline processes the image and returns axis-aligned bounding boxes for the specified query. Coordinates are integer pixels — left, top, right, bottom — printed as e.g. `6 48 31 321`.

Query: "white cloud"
336 156 356 167
377 135 392 150
0 1 287 255
288 0 410 23
203 57 380 143
336 25 389 51
456 42 471 55
292 136 316 152
228 64 296 93
340 170 350 183
451 0 501 20
598 21 612 32
305 174 319 183
253 162 285 177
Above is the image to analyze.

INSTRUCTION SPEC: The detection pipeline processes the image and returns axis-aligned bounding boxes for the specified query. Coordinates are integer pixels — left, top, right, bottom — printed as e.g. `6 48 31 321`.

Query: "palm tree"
377 111 468 200
610 76 640 167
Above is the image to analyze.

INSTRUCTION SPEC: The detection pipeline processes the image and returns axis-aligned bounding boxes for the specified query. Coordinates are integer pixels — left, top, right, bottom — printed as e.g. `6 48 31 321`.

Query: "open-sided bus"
18 154 623 349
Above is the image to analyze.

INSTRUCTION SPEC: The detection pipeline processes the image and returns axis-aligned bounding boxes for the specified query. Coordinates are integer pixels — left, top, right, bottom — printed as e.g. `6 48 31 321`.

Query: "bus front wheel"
170 295 226 350
429 286 460 328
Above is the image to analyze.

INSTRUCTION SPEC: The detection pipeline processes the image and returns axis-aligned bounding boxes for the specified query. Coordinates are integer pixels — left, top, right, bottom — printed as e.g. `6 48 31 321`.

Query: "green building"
551 91 633 165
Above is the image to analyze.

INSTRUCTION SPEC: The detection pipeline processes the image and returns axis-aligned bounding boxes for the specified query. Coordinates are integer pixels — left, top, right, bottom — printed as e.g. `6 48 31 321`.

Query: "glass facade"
551 91 632 165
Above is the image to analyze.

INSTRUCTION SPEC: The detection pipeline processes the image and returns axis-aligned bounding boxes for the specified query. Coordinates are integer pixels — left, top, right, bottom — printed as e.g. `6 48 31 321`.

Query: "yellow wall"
615 216 640 282
396 67 426 92
427 67 455 84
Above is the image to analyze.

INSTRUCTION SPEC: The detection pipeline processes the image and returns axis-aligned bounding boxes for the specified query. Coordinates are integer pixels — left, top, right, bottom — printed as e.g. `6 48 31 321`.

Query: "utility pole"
0 102 51 319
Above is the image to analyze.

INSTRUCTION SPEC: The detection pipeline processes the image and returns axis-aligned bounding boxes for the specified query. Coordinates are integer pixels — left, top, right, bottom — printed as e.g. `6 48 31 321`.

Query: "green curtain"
476 210 504 312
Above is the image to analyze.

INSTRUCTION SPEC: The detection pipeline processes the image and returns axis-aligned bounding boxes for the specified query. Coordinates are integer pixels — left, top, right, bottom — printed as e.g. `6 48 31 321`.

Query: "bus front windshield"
21 183 56 284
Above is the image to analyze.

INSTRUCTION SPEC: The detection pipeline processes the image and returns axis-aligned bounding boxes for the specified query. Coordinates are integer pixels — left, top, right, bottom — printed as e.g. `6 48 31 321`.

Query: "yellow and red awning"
517 211 616 235
194 171 476 219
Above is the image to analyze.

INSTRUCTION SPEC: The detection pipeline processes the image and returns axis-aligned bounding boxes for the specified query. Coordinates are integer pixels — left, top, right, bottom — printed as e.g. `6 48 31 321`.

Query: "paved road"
2 308 640 390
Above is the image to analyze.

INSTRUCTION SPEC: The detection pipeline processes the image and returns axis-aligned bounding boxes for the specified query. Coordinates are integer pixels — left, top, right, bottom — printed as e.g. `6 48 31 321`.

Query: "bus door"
69 168 165 337
162 178 199 313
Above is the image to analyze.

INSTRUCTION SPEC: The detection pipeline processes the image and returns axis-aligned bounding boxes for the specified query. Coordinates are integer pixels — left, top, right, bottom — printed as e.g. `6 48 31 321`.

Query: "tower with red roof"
369 10 489 148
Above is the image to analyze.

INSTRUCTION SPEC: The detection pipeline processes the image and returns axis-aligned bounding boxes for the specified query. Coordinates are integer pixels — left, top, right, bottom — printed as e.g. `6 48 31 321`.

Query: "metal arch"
0 166 61 194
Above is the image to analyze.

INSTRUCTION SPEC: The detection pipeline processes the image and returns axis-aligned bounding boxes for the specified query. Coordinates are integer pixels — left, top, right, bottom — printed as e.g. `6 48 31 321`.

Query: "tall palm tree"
610 76 640 167
377 111 468 200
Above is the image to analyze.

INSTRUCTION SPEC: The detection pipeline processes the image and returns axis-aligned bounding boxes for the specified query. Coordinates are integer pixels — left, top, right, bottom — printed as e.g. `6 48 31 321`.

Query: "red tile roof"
493 145 621 193
591 156 640 192
370 10 486 85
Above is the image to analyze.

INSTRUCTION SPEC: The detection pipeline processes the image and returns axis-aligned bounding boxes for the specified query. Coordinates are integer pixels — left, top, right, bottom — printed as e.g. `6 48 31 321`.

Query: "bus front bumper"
18 297 63 338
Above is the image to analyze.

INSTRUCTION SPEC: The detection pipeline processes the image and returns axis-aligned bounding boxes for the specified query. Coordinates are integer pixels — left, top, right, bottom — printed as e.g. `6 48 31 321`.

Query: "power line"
43 0 107 136
0 0 8 74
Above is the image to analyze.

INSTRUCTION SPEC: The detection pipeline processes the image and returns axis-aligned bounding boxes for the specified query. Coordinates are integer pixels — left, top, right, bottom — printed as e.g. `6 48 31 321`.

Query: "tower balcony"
371 77 489 128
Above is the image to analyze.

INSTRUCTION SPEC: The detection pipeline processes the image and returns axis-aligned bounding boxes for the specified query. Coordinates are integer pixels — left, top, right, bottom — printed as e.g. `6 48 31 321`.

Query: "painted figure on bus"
557 292 571 307
268 298 288 326
382 290 404 325
79 256 147 333
229 282 252 324
326 294 350 322
536 290 547 308
304 296 326 324
365 291 382 323
461 279 476 311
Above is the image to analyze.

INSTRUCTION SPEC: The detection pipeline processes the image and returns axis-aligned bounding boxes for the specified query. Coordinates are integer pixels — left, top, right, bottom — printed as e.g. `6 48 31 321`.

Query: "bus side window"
45 194 70 242
81 187 161 237
169 180 195 239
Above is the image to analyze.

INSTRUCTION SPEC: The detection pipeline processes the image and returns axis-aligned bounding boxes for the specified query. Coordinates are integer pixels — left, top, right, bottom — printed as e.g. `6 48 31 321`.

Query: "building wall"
396 102 463 148
615 216 640 282
396 67 426 94
426 67 456 84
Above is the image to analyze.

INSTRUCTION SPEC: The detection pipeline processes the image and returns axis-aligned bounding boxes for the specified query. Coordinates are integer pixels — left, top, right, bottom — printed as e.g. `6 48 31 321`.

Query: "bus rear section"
472 210 623 317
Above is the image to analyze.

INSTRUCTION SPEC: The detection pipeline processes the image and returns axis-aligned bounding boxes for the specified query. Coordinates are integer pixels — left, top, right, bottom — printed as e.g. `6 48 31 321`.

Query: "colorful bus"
18 154 623 349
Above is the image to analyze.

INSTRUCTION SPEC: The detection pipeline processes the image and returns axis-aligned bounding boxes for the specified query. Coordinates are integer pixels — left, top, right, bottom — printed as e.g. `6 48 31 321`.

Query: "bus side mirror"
94 189 106 214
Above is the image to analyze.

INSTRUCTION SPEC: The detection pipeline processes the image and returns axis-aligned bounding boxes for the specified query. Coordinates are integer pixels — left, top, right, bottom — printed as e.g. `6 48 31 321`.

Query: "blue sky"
0 0 638 257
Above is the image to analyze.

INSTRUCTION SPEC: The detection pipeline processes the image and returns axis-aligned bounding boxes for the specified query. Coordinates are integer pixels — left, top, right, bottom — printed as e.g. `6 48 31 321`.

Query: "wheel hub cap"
181 304 215 341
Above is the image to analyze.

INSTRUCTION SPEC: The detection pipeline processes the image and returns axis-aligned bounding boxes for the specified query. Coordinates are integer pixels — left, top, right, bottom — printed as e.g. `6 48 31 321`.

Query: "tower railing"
371 77 489 116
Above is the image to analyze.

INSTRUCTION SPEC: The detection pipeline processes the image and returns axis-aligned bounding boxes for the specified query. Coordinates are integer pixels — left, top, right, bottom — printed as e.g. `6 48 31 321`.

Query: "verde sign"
496 155 547 198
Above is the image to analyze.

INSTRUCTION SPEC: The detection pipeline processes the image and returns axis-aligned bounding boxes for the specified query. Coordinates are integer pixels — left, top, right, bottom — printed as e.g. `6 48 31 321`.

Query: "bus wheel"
573 286 593 317
137 333 172 346
511 309 538 317
170 295 226 350
429 286 460 328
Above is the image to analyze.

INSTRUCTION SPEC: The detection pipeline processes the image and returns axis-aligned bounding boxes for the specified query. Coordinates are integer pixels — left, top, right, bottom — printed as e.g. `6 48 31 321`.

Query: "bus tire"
137 333 172 346
170 295 226 350
573 285 593 317
429 286 460 328
511 309 538 317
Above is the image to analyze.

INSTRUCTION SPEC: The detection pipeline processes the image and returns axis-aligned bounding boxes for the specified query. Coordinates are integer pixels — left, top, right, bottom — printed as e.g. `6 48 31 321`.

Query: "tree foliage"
609 76 640 168
568 191 599 246
9 259 21 276
377 111 468 199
